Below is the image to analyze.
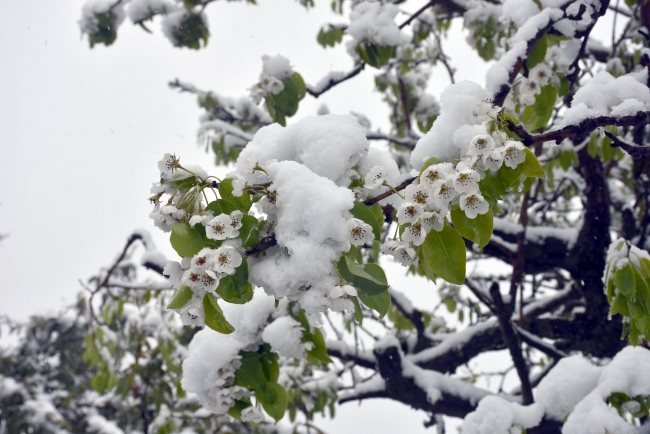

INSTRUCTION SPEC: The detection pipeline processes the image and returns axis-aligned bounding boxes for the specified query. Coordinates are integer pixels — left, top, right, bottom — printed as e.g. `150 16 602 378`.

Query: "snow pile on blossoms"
347 1 409 47
410 81 499 166
237 114 369 187
78 0 125 35
127 0 173 23
248 160 356 325
559 71 650 127
182 294 275 414
250 55 295 103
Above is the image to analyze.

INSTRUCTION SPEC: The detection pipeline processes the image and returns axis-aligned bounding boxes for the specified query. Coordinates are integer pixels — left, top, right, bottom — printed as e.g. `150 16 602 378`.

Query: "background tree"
3 0 650 433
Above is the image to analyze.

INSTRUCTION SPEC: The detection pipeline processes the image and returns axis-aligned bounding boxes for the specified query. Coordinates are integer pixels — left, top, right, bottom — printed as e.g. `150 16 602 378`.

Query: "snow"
161 10 208 47
347 2 409 47
181 291 276 414
411 81 496 168
559 71 650 128
79 0 126 35
86 412 125 434
309 70 349 94
462 396 544 434
126 0 172 23
501 0 541 28
486 41 527 95
407 318 498 365
248 160 355 325
236 114 369 187
535 355 602 420
262 316 306 359
402 359 492 406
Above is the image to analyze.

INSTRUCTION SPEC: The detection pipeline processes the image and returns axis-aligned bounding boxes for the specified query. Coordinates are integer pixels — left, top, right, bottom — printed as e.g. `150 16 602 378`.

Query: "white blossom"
421 209 446 232
432 178 458 209
206 214 239 240
394 243 417 266
453 169 480 194
330 285 357 298
420 163 453 187
467 134 495 156
181 266 219 292
349 218 374 246
459 193 490 219
158 153 180 177
230 175 246 197
519 77 539 106
502 140 527 169
179 305 205 327
404 183 434 208
485 150 504 171
213 245 243 275
530 63 553 87
364 165 387 189
241 156 258 175
397 202 424 224
402 220 426 246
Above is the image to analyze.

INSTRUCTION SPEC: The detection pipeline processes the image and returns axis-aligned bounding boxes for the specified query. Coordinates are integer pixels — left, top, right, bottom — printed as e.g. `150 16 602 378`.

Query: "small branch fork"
506 111 650 155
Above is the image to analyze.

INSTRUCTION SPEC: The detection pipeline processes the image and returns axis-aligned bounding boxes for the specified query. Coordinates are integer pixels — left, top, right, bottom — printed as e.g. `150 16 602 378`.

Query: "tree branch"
506 111 650 148
306 65 365 98
489 283 534 405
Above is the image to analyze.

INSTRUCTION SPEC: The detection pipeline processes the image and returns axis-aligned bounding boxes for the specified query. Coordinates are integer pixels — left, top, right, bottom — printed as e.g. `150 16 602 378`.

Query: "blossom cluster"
376 132 527 266
148 153 250 325
515 63 554 106
250 55 294 104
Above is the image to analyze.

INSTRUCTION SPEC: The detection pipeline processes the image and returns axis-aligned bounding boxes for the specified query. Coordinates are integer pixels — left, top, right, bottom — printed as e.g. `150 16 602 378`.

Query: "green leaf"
202 293 235 334
238 215 261 248
387 305 414 330
228 399 252 420
259 348 280 383
520 148 545 178
167 286 194 309
342 256 389 296
522 84 557 131
358 290 391 319
445 298 457 313
350 201 382 241
206 199 239 216
216 259 254 304
450 207 493 248
526 35 547 70
634 268 650 301
628 298 646 319
421 222 466 285
350 296 364 323
317 25 343 48
170 223 209 257
556 72 570 96
615 265 636 298
611 293 630 316
235 355 267 391
257 383 288 422
305 328 332 365
219 178 251 212
601 135 616 162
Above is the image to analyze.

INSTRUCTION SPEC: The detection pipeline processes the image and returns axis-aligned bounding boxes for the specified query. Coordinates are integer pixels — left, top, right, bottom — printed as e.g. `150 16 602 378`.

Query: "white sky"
0 0 497 431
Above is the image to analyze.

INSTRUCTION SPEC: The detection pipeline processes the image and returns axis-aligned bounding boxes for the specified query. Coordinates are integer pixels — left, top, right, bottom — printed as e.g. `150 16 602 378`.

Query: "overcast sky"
0 0 499 431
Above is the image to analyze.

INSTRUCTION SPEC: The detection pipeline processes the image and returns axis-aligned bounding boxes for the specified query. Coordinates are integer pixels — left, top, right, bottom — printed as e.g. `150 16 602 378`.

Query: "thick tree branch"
506 111 650 148
489 283 534 405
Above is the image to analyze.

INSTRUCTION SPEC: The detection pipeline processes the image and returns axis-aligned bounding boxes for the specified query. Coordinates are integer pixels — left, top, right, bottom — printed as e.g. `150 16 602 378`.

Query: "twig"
604 131 650 158
364 176 417 206
306 65 365 98
366 132 417 149
399 0 437 29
